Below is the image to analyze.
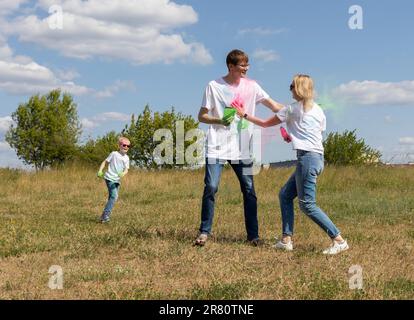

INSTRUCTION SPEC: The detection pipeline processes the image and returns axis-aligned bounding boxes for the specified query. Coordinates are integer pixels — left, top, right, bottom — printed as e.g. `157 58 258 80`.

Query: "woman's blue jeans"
199 158 258 241
102 179 120 220
279 150 340 239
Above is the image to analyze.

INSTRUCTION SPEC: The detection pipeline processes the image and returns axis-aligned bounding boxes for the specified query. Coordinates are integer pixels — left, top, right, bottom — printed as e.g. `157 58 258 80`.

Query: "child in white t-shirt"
97 137 130 223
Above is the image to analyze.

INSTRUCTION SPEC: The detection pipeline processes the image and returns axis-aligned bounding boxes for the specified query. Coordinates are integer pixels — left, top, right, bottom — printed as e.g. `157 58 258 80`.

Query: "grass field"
0 165 413 300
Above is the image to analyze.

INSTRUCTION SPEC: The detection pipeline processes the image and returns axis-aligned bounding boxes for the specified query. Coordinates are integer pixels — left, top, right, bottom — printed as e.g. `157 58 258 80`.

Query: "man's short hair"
226 49 249 68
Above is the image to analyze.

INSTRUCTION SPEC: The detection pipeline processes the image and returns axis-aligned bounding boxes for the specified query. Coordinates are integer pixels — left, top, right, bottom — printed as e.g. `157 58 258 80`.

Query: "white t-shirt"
104 151 130 182
202 77 269 160
276 101 326 154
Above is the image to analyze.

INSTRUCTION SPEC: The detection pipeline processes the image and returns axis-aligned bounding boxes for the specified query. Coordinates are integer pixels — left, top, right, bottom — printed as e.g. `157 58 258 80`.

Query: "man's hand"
222 107 236 126
97 171 104 178
118 171 126 178
221 116 234 126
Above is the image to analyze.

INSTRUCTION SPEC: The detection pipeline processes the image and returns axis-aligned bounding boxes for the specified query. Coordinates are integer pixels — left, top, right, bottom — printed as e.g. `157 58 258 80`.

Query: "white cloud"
382 143 414 164
238 27 287 37
0 140 28 169
332 80 414 106
0 58 91 95
0 0 29 16
0 141 12 151
0 41 134 97
0 39 92 96
55 69 80 81
6 0 213 65
81 118 97 130
95 80 136 99
252 49 280 63
399 137 414 145
0 116 13 133
94 112 131 122
81 112 132 130
38 0 197 29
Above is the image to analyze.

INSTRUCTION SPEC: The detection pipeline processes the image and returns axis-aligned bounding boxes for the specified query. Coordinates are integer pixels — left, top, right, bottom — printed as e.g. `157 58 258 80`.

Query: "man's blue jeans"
279 150 340 239
102 179 120 220
199 158 258 241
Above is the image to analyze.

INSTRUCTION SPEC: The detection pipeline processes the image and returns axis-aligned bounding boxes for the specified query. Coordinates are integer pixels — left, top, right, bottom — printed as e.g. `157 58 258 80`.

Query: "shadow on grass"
190 280 252 300
120 225 256 246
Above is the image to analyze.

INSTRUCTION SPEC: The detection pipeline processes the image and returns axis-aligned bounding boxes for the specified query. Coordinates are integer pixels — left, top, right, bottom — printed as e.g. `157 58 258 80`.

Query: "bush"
76 131 120 166
323 130 382 165
122 105 199 169
6 90 80 170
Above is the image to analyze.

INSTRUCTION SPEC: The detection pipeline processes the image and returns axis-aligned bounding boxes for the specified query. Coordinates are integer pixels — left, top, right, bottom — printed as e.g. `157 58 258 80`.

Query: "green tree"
122 105 200 169
76 131 120 166
323 129 382 165
6 89 81 170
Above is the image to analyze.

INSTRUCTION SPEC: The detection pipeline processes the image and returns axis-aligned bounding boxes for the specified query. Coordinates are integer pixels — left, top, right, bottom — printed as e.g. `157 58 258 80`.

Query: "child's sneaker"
323 240 349 255
272 239 293 251
99 215 110 223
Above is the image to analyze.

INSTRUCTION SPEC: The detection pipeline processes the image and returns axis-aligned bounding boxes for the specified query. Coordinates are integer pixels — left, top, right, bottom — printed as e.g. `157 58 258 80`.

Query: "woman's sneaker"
323 240 349 255
272 240 293 251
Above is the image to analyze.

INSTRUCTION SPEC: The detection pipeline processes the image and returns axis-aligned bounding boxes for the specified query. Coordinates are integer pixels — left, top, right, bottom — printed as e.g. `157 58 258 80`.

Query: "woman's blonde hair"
292 74 314 109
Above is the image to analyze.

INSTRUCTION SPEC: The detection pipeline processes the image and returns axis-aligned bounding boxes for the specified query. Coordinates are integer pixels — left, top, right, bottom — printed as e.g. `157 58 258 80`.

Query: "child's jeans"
101 179 120 221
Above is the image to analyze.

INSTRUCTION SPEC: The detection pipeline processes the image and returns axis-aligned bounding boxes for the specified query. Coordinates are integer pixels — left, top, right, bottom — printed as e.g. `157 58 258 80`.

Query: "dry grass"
0 165 413 300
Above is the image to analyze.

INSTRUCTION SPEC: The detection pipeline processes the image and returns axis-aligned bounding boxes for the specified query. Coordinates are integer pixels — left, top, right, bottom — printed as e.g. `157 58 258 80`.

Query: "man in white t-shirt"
194 49 285 246
97 137 130 223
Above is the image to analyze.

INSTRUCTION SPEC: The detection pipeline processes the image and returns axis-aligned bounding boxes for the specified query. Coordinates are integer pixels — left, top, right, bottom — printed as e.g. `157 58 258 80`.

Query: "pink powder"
280 127 292 143
230 93 244 112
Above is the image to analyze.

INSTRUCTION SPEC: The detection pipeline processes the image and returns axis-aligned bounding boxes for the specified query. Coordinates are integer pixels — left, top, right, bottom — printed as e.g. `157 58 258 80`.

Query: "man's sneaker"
194 233 208 246
248 238 264 247
272 240 293 251
323 240 349 255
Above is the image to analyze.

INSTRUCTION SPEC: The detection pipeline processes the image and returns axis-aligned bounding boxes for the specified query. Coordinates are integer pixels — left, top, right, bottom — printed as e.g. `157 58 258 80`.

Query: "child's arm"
118 168 128 178
98 160 107 172
97 160 107 178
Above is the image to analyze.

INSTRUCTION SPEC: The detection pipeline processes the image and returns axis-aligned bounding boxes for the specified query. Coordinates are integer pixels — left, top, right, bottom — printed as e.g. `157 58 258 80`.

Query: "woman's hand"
231 100 245 118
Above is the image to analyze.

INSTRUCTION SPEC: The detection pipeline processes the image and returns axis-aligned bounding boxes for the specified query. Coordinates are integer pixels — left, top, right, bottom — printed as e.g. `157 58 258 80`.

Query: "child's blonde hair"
292 74 314 109
118 137 130 145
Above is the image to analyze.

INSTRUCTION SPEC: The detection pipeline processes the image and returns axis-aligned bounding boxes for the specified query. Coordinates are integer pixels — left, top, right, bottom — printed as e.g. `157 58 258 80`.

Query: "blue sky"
1 0 413 168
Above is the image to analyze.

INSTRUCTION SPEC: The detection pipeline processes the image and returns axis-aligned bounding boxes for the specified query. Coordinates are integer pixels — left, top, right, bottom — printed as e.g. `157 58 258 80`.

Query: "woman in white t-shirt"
234 74 349 255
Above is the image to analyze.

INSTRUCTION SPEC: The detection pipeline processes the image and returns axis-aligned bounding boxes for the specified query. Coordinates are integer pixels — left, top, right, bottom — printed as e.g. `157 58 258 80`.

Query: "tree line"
5 89 381 170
